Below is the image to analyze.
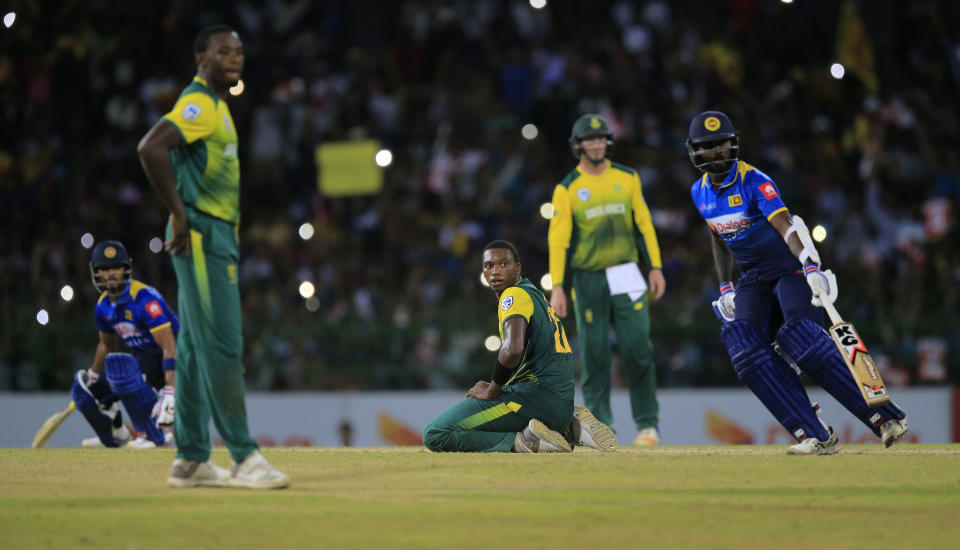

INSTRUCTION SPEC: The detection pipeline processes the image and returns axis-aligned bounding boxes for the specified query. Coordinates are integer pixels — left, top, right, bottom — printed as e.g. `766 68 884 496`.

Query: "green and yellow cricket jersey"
497 278 574 398
548 160 662 286
163 76 240 224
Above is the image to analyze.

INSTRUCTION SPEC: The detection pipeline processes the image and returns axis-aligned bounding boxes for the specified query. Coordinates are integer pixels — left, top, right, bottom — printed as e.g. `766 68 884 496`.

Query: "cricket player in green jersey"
548 114 666 447
423 240 617 453
138 24 288 489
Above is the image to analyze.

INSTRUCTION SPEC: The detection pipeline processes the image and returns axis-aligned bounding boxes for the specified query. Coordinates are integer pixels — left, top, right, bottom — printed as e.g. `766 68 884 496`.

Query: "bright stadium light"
484 335 502 351
830 63 845 79
479 272 489 287
812 225 828 242
298 222 315 240
375 149 393 167
521 123 539 140
3 12 15 28
529 0 547 9
149 237 164 253
780 0 793 4
540 274 553 292
539 202 554 219
37 309 49 326
81 233 95 249
229 79 245 96
305 296 320 312
299 281 316 298
60 285 75 302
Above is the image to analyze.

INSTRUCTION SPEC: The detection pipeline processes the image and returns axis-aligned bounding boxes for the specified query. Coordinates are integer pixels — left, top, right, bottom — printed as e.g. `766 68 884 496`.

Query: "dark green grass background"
1 446 958 549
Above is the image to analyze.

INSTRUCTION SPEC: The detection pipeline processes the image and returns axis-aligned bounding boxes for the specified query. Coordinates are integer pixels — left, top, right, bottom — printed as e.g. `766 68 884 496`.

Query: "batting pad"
72 376 121 447
778 319 905 436
105 353 165 445
722 320 829 442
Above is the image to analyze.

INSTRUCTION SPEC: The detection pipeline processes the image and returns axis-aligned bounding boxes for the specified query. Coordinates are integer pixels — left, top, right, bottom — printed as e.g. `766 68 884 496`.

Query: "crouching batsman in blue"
73 240 178 449
686 111 908 455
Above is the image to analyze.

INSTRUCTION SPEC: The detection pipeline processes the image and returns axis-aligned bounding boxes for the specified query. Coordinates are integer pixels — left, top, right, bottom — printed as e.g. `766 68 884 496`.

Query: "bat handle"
818 294 844 325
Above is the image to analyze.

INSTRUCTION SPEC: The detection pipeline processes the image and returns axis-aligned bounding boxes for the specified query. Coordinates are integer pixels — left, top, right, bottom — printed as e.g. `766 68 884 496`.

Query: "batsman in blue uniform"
73 240 178 449
686 111 908 455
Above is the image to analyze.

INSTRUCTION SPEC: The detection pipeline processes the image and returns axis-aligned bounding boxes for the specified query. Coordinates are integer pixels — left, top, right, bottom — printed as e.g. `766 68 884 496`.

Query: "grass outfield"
1 445 958 549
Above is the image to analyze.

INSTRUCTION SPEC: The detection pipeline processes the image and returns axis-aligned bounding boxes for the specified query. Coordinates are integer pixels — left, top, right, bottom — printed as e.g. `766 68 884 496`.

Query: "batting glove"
804 263 838 307
711 281 736 323
153 385 175 428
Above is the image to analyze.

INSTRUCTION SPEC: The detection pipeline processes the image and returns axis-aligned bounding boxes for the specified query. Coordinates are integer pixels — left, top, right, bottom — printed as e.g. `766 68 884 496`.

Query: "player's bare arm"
137 121 189 255
647 269 666 301
467 316 527 400
152 325 177 387
550 286 567 318
710 231 739 284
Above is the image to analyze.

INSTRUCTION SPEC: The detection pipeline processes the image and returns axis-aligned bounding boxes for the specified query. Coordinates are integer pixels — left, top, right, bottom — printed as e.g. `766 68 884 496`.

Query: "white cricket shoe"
786 426 842 455
167 459 231 488
81 425 131 448
513 419 573 453
230 450 291 489
569 405 617 452
633 427 660 447
880 418 908 448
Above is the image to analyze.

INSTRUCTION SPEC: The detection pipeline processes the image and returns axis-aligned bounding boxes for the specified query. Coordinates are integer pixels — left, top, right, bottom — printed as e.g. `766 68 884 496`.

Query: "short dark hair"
194 24 236 54
482 240 520 263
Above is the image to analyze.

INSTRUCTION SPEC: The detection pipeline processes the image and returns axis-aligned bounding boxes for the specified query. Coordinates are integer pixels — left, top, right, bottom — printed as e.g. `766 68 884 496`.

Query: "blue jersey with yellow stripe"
691 161 792 268
94 279 179 351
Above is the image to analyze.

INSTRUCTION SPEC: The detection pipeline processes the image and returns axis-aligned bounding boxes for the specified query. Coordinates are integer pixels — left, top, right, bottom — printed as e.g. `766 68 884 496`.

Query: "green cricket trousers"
423 382 574 452
169 208 259 463
572 269 659 430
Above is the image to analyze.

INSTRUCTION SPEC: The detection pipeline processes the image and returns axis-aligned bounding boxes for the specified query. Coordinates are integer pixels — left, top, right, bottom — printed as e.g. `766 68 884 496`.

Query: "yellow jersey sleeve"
630 172 662 269
497 286 535 328
547 185 573 286
163 92 218 144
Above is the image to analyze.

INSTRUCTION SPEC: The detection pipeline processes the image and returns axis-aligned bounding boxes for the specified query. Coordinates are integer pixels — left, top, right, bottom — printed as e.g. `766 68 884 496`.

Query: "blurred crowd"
2 0 958 392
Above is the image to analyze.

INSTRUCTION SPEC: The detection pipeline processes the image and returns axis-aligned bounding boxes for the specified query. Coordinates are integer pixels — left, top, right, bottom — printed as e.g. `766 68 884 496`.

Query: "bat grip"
818 294 844 325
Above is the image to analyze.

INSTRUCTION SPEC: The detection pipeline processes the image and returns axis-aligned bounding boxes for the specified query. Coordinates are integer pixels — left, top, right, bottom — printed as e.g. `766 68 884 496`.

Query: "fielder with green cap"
548 114 666 446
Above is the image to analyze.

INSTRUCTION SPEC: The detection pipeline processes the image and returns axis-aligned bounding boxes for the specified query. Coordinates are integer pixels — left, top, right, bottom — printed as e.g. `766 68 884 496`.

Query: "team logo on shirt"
577 188 591 202
182 102 202 121
124 310 133 321
146 300 163 318
704 117 721 131
501 296 514 311
728 194 742 207
759 182 778 200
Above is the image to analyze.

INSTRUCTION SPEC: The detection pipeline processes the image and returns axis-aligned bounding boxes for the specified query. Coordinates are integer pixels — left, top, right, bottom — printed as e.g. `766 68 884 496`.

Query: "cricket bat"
31 401 76 448
818 297 890 407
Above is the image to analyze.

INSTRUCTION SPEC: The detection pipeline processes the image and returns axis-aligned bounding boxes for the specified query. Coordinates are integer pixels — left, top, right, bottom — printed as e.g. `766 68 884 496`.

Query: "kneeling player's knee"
423 422 450 452
721 320 770 380
777 319 835 374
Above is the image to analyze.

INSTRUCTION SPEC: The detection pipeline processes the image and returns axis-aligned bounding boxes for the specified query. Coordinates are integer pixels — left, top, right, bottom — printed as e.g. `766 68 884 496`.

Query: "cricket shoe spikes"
880 417 908 448
786 426 842 455
514 419 573 453
570 405 617 452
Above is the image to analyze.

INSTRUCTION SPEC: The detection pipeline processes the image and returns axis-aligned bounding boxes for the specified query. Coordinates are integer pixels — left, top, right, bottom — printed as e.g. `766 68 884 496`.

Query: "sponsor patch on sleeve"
759 182 778 200
146 300 163 319
501 296 514 311
182 102 202 121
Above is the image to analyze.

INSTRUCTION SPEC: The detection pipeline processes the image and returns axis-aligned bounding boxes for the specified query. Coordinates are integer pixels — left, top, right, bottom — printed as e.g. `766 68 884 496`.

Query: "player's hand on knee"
712 282 736 323
804 264 837 307
154 385 175 427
